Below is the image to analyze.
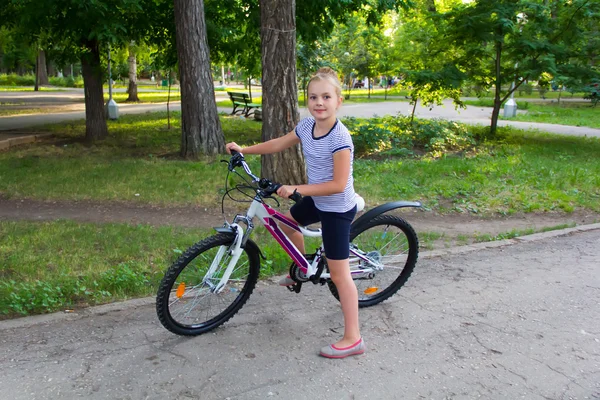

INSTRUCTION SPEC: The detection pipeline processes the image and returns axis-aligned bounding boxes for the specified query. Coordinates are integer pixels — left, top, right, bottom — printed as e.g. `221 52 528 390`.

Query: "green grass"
0 86 65 92
0 219 324 317
0 215 441 317
0 107 49 116
0 220 206 316
503 102 600 129
104 91 181 103
2 112 599 317
463 99 599 129
355 131 600 214
1 112 599 215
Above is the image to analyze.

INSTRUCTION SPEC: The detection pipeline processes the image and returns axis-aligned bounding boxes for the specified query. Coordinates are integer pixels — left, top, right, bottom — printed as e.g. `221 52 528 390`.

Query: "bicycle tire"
328 214 418 308
156 233 260 336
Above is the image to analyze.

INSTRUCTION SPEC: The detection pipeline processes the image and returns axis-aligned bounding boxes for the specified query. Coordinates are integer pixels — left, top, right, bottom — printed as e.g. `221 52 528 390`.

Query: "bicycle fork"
204 224 245 294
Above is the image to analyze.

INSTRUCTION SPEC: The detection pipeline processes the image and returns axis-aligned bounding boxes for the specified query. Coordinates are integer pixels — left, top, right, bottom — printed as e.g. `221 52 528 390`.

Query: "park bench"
227 92 261 117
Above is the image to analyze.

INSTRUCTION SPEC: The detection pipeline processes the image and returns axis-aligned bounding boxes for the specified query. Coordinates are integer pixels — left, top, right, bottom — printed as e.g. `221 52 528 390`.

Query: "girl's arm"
226 130 300 155
277 149 351 198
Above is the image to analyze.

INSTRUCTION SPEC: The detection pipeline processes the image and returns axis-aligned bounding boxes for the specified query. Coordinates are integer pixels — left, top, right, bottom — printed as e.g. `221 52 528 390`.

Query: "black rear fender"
351 201 421 232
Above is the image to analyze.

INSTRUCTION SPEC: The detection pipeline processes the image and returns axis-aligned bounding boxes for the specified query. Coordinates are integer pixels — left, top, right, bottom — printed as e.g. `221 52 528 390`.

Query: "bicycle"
156 151 421 336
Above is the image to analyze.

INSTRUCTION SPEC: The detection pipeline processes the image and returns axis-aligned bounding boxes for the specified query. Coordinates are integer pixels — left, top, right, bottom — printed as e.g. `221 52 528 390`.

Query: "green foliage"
583 80 599 107
0 73 35 86
443 0 600 134
48 76 84 88
500 102 600 128
0 263 153 315
0 219 210 316
343 115 476 158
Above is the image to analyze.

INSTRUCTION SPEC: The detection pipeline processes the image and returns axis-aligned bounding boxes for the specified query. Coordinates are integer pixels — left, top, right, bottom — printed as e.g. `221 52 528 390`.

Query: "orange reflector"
176 282 186 298
363 287 378 295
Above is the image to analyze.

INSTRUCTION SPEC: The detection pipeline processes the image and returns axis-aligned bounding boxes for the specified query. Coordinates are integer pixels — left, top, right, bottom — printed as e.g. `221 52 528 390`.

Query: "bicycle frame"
209 154 387 293
211 195 378 293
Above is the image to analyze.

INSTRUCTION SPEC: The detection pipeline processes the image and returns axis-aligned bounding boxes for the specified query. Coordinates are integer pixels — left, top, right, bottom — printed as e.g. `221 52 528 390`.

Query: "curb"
2 222 600 331
420 222 600 259
0 133 54 150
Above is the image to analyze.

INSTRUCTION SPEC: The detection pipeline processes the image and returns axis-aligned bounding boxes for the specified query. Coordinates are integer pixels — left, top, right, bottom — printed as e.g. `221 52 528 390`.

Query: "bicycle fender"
351 201 421 231
214 226 235 234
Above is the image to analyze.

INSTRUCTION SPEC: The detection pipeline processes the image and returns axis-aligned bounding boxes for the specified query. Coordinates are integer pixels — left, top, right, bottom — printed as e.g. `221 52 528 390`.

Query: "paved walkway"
1 91 599 139
1 225 599 399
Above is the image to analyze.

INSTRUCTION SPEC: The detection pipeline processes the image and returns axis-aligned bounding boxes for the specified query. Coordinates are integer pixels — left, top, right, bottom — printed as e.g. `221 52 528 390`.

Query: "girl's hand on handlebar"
225 142 243 154
276 185 296 199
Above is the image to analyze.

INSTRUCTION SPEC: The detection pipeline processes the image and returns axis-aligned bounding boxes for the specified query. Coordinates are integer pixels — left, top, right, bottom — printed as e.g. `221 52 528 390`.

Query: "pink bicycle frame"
241 197 371 278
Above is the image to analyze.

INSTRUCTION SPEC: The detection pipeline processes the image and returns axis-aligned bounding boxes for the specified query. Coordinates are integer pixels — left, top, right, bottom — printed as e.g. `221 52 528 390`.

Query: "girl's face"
307 79 342 122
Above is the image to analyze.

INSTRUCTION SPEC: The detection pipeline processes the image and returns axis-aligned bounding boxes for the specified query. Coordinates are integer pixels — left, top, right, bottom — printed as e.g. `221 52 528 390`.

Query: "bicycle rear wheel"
328 214 418 307
156 233 260 336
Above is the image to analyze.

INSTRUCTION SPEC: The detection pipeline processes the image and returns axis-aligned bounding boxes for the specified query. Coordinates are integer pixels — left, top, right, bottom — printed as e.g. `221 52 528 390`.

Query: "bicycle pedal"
286 283 302 293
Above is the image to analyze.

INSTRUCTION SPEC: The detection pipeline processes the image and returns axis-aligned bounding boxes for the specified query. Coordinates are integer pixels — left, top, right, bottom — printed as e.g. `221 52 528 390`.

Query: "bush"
518 83 534 96
343 115 477 158
48 76 84 88
0 262 152 316
0 73 36 86
583 81 599 107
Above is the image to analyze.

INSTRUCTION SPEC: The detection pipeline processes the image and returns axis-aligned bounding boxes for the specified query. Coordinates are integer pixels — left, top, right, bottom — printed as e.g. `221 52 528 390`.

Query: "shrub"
0 73 35 86
48 76 84 88
343 115 477 158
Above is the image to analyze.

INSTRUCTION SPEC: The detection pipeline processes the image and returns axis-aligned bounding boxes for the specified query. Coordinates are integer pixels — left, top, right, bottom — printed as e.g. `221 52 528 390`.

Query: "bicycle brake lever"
289 189 302 203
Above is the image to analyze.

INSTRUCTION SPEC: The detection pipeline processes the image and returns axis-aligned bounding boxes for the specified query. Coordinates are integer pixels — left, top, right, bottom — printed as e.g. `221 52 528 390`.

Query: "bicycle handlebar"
227 151 303 203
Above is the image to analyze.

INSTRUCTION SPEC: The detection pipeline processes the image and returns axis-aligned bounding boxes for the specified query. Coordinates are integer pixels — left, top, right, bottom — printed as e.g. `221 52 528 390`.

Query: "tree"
392 0 465 119
3 0 164 143
175 0 225 157
444 0 600 135
126 42 139 102
37 50 49 85
259 0 306 185
297 43 328 106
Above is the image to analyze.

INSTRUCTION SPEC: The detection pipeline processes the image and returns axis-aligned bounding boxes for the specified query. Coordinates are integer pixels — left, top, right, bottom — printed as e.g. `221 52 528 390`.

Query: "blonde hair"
307 67 343 98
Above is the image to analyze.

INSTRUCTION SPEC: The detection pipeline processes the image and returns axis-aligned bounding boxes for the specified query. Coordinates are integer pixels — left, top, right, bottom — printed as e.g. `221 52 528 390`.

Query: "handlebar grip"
230 149 239 156
289 189 302 203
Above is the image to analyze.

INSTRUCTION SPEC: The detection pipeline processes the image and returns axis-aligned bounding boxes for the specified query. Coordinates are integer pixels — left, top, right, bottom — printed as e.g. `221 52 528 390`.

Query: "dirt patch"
2 198 598 248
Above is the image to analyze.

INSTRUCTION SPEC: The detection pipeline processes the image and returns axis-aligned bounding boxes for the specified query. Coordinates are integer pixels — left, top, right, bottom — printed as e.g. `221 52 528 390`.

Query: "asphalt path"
2 97 600 139
1 226 599 400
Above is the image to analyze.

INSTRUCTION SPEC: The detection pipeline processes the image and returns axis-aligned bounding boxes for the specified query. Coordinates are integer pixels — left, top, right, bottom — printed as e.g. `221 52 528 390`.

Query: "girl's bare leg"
280 212 360 345
327 258 361 347
280 211 305 254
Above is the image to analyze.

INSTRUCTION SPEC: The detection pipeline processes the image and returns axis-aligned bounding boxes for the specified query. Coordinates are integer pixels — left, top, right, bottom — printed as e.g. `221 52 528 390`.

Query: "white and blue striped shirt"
295 117 356 212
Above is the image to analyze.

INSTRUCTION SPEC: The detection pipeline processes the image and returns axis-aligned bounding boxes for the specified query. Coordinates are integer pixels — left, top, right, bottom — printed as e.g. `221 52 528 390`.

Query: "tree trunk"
81 41 108 143
490 41 503 136
426 0 437 13
37 50 49 85
126 43 139 102
260 0 306 185
174 0 224 157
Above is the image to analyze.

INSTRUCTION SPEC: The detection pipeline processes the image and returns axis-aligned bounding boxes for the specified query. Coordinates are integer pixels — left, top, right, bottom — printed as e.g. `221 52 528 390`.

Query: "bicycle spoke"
333 215 418 307
157 233 259 334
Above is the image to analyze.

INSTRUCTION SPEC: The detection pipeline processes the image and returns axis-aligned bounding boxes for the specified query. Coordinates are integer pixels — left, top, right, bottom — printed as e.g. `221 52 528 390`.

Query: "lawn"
1 112 599 317
463 99 599 129
2 112 599 213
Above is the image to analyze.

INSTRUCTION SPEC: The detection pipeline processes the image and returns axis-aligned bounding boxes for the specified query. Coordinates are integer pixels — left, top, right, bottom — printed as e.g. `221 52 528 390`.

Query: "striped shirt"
295 117 356 212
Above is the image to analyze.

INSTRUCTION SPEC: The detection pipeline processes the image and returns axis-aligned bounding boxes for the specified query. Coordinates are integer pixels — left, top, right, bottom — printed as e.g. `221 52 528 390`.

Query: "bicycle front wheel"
156 233 260 336
328 214 419 307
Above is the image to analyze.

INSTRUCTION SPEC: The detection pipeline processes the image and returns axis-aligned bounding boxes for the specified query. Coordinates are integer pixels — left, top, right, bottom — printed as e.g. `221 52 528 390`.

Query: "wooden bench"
227 92 261 117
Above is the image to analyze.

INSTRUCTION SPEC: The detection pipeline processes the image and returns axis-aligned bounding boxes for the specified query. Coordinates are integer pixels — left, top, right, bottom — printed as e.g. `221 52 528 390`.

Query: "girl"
225 67 364 359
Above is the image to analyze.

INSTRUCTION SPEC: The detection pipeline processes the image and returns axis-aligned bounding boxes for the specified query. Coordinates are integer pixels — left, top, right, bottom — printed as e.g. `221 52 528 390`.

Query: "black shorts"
290 196 357 260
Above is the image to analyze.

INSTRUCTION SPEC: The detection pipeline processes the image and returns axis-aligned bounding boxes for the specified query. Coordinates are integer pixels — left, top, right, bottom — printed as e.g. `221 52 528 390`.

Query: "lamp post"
105 45 119 120
503 69 518 118
504 13 525 119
